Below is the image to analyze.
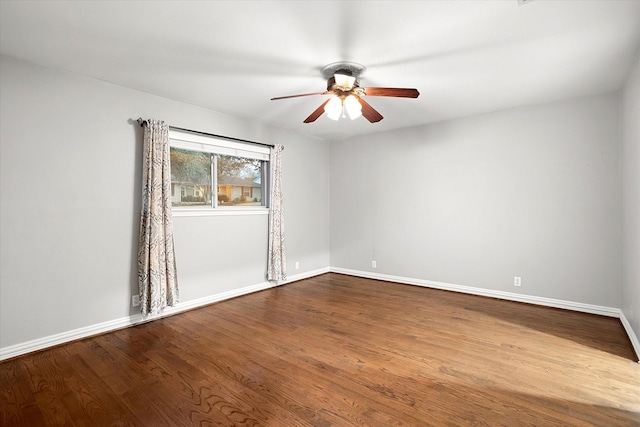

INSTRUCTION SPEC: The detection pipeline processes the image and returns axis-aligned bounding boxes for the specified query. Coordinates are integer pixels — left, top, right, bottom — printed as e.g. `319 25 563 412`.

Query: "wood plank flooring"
2 273 639 426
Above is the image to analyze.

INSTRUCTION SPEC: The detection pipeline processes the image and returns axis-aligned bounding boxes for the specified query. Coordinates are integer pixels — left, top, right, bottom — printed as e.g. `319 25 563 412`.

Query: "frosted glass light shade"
324 96 342 121
334 73 356 89
344 95 362 120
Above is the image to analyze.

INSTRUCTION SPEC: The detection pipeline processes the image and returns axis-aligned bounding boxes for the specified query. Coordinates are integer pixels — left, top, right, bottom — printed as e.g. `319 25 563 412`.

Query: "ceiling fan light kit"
324 96 343 120
325 94 362 121
271 61 419 124
343 95 362 119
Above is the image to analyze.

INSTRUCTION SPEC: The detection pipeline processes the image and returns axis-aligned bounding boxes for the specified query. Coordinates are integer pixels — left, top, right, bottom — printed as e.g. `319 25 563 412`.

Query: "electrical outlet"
514 276 521 287
372 260 377 269
132 295 140 307
295 261 300 270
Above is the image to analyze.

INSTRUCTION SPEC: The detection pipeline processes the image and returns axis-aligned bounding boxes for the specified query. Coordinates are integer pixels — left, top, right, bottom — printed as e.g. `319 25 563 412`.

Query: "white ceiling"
1 1 639 141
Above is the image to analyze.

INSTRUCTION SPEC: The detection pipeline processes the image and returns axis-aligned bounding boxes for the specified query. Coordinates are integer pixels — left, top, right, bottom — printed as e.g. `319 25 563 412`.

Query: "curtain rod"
136 118 278 149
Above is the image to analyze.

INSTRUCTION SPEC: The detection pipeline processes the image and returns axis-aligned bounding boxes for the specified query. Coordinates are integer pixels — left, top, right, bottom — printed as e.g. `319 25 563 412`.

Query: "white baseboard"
0 267 330 361
619 311 640 362
281 266 331 285
330 267 620 317
0 315 142 361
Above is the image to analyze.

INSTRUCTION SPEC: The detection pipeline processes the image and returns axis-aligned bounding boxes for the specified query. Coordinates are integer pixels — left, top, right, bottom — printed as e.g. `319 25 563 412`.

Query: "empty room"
1 1 639 426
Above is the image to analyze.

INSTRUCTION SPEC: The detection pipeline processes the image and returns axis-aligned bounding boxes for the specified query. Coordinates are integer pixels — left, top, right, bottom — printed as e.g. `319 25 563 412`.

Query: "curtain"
267 144 286 282
138 119 179 315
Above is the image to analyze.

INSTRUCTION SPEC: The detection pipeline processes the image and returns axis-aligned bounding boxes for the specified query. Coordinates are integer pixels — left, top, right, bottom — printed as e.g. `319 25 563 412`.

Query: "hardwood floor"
2 273 639 426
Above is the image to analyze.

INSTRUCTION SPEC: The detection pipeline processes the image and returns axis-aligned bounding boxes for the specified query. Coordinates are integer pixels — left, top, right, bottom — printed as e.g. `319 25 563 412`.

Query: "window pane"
170 148 212 207
217 155 263 206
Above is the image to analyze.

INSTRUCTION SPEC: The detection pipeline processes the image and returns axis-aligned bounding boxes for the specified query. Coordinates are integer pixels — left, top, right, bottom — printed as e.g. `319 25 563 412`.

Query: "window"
216 155 264 206
169 129 270 214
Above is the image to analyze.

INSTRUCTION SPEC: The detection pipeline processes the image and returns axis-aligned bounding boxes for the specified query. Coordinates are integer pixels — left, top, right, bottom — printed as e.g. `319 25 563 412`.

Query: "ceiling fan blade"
271 91 329 101
362 87 420 98
357 97 384 123
303 99 331 123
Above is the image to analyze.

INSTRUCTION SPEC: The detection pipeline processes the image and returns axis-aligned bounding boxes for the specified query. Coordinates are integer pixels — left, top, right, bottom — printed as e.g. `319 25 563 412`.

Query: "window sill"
172 207 269 217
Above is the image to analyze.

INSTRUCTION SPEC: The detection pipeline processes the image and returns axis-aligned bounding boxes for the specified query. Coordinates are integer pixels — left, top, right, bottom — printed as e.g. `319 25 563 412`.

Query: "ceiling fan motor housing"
322 63 366 93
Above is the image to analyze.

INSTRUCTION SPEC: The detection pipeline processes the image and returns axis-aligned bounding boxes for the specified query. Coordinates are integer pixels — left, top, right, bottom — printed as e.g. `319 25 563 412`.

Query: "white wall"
621 52 640 348
0 54 330 350
331 93 621 308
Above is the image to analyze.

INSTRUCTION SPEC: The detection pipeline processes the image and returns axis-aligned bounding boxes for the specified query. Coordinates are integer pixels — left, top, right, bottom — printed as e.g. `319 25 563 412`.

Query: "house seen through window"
168 129 270 211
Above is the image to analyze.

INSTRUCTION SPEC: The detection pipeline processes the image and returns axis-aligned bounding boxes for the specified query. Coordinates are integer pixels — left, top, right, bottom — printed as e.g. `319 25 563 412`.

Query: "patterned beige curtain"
267 144 286 282
138 119 179 315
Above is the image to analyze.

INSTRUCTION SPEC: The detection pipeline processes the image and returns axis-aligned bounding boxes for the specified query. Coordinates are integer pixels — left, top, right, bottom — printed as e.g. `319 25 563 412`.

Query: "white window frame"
169 129 271 217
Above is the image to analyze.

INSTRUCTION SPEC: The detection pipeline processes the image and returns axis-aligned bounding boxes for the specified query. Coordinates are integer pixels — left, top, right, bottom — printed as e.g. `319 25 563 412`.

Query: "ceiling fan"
271 62 419 123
